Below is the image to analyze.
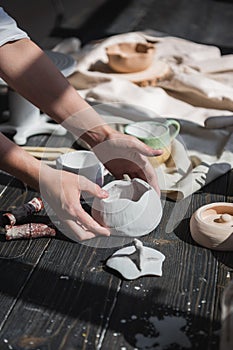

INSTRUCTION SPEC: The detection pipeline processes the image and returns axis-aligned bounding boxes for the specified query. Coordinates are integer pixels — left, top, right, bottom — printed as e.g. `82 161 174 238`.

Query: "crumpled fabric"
54 31 233 200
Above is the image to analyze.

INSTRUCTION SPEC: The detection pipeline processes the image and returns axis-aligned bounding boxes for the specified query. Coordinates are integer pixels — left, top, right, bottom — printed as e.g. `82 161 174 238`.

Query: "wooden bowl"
190 202 233 251
106 42 155 73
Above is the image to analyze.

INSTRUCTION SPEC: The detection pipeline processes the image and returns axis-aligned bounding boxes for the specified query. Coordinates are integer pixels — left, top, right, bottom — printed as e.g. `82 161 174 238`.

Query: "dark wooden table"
0 130 232 350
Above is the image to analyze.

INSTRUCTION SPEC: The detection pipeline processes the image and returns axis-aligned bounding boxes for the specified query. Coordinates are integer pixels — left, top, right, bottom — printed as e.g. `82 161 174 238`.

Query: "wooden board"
101 196 225 350
0 168 232 349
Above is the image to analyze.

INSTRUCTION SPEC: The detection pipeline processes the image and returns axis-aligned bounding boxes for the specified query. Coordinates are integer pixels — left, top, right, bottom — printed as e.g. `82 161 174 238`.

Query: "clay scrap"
0 197 56 240
1 197 44 227
106 239 165 280
5 223 56 240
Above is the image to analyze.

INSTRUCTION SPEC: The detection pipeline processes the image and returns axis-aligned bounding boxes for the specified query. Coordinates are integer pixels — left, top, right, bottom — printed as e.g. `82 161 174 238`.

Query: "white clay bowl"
190 202 233 251
92 178 162 237
106 42 155 73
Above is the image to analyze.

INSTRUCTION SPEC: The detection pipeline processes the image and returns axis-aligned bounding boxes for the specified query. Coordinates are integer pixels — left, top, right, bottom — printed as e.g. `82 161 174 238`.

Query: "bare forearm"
0 39 87 119
0 38 112 146
0 132 45 191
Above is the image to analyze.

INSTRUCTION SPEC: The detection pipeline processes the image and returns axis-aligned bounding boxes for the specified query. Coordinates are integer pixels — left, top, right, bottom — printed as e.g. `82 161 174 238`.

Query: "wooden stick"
22 146 74 160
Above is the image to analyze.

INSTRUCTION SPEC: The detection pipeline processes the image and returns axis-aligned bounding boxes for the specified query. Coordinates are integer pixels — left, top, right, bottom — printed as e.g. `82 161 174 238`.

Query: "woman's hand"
92 130 162 195
39 165 110 242
39 128 162 242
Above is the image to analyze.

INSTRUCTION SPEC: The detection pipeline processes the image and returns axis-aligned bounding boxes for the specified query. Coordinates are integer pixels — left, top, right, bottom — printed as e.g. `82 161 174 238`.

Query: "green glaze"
124 119 180 149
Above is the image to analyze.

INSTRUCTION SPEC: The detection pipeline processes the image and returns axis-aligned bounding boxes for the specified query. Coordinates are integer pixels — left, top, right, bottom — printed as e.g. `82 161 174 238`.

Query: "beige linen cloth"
53 31 233 200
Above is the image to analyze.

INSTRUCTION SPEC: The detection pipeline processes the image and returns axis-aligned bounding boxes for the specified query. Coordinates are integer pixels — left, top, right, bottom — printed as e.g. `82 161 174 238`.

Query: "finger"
61 219 98 242
129 137 163 157
142 162 161 196
148 175 161 197
75 206 111 236
78 175 108 199
125 156 161 196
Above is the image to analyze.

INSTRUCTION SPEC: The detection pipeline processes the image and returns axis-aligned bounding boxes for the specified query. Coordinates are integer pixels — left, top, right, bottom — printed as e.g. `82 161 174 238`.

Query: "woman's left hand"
93 130 162 195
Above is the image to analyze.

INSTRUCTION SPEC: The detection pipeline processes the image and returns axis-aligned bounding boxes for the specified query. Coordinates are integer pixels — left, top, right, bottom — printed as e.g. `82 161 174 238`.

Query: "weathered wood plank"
0 148 232 350
216 171 233 349
101 190 227 349
197 171 230 198
0 176 53 332
226 169 233 197
219 278 233 350
0 237 122 350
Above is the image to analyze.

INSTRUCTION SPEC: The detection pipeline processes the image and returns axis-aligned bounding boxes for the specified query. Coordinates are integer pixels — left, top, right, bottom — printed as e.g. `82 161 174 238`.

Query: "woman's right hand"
39 165 110 242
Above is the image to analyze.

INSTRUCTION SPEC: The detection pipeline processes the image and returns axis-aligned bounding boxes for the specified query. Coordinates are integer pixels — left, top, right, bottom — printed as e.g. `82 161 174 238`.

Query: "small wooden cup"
106 42 155 73
190 202 233 251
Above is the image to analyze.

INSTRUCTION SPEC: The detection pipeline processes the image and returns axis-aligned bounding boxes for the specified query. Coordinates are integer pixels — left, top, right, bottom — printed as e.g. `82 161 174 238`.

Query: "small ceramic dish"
91 177 162 237
106 42 155 73
190 202 233 251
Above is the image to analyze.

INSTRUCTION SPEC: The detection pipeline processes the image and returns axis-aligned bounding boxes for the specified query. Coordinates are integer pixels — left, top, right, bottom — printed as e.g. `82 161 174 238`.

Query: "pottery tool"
22 146 75 161
106 238 165 280
0 197 56 240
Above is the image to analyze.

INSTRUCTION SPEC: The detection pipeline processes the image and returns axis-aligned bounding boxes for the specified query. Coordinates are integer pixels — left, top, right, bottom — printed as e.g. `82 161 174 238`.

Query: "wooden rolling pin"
22 146 74 160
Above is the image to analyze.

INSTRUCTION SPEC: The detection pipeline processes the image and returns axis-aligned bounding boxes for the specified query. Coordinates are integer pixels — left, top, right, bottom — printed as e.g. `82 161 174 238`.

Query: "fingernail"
103 230 111 236
100 189 109 198
153 149 163 155
98 227 111 236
